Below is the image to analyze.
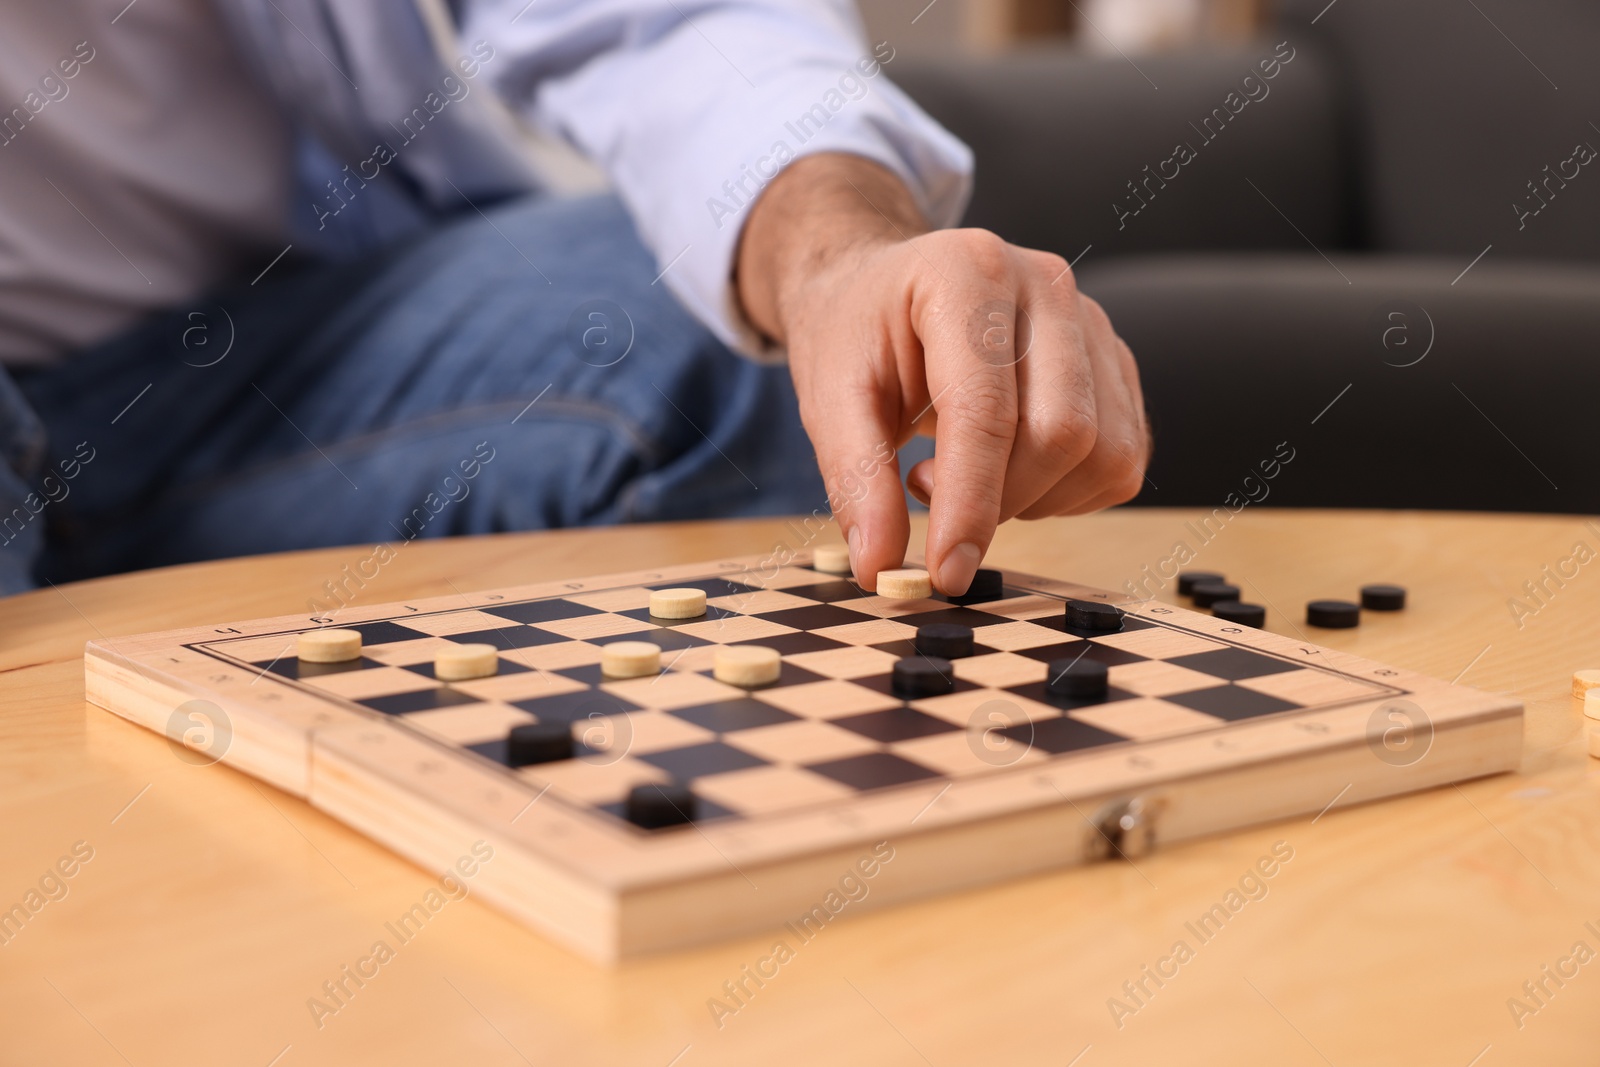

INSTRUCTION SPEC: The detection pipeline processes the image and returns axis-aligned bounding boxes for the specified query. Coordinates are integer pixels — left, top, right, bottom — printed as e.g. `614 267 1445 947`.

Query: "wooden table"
3 509 1597 1065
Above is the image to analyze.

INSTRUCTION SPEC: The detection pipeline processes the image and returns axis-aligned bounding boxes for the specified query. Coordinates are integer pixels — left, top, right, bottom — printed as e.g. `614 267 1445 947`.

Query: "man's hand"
737 153 1150 595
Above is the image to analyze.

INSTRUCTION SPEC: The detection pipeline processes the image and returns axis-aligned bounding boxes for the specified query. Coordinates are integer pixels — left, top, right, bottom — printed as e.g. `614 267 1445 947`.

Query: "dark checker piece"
1213 601 1267 628
1360 584 1407 611
626 783 697 829
893 657 955 698
948 567 1004 604
1191 581 1241 608
507 722 574 766
1046 658 1109 700
1177 570 1226 596
1306 599 1360 628
914 623 974 659
1064 599 1122 632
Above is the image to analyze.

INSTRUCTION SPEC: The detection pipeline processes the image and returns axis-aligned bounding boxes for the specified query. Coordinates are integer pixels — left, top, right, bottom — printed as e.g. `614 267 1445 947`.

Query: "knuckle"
1031 250 1073 287
1107 458 1145 503
1035 401 1096 468
1078 294 1117 341
950 228 1013 278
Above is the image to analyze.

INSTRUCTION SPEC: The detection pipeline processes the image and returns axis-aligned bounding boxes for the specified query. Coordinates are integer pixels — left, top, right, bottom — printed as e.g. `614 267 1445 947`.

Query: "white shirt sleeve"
459 0 974 361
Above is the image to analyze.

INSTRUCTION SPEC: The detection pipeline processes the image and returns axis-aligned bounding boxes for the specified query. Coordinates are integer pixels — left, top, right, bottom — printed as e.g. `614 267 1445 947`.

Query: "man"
0 0 1148 597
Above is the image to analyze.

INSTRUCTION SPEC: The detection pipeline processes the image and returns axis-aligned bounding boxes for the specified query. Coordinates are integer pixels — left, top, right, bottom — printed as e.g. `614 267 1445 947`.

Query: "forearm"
736 153 932 346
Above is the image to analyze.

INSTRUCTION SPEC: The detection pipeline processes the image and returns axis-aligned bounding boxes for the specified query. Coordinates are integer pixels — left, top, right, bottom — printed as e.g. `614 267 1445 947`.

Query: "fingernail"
938 542 983 596
847 525 863 581
907 479 931 508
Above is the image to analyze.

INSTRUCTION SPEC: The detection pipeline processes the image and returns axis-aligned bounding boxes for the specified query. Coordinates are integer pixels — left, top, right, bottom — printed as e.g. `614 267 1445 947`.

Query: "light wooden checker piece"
84 556 1522 963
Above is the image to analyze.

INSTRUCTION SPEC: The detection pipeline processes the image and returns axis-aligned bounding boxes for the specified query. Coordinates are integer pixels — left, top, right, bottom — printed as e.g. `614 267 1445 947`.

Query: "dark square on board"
347 621 434 645
699 661 827 688
638 741 769 780
646 577 759 597
785 579 869 604
671 698 799 733
447 626 567 651
592 628 710 652
900 606 1015 629
1000 715 1125 754
850 670 980 701
1015 642 1146 667
1006 681 1140 713
756 604 877 631
512 689 641 724
361 687 482 715
1167 648 1301 681
262 656 383 680
482 599 606 625
804 751 941 790
404 659 530 680
830 707 959 744
1164 685 1300 720
731 631 849 656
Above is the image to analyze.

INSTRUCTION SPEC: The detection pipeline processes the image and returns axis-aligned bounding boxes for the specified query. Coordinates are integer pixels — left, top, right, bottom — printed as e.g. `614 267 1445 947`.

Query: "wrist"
736 153 930 346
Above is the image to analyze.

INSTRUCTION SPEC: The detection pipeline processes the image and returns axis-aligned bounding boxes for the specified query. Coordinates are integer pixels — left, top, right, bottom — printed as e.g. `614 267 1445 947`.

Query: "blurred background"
860 0 1266 56
858 0 1600 515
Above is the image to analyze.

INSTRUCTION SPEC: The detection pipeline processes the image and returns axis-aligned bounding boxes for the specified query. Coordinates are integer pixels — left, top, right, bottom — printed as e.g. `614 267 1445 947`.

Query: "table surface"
3 509 1598 1066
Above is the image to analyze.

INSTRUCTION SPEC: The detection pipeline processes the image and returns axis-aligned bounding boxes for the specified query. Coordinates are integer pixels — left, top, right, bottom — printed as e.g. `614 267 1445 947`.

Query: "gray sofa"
895 0 1600 513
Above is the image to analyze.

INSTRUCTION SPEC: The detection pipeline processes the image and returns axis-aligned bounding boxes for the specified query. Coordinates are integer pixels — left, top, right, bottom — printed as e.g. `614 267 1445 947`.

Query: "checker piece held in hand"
876 568 931 600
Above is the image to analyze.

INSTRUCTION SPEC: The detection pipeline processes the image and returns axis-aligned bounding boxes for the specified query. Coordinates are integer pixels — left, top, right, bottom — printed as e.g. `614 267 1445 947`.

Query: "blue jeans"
0 195 826 594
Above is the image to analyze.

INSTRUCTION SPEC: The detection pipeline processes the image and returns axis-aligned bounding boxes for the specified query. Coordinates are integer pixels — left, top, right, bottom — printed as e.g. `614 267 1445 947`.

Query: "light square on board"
451 671 588 704
299 665 438 700
751 565 843 590
966 619 1082 653
831 594 946 619
782 645 901 680
500 640 605 671
692 764 856 815
1109 660 1232 699
363 636 469 666
952 652 1049 689
910 686 1061 728
706 588 817 615
727 719 881 764
564 586 655 612
401 703 535 745
672 615 798 643
522 755 669 804
811 617 919 647
580 709 717 756
602 670 746 711
1235 668 1386 706
657 644 720 673
753 679 902 719
534 612 658 641
1068 697 1225 740
973 595 1063 621
1092 627 1228 659
207 634 300 663
396 610 529 638
889 728 1047 778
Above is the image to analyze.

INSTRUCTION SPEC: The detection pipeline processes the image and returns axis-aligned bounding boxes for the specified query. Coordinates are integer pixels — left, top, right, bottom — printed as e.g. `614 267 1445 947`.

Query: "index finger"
922 300 1020 595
